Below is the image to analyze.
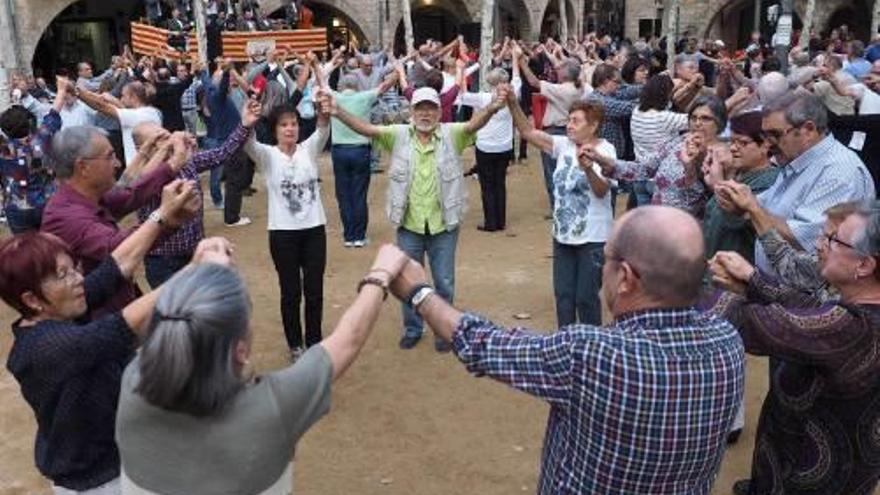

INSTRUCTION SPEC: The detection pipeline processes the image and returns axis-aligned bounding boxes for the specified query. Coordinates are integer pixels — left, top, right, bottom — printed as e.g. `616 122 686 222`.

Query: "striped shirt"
452 309 744 495
630 109 689 162
754 135 875 275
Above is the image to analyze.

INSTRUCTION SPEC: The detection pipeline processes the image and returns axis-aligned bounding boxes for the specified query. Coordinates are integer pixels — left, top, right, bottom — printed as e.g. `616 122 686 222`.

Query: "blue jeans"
204 137 224 207
5 205 43 234
553 241 604 327
540 126 567 209
397 227 459 338
331 144 372 242
145 254 192 289
631 180 655 207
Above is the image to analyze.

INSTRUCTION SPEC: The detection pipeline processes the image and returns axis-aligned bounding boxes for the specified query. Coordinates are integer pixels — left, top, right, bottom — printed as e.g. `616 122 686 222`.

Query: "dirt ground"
0 148 772 494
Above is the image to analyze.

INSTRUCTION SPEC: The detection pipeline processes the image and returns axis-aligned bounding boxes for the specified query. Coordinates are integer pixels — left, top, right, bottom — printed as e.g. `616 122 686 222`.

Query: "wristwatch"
147 210 165 226
409 284 435 310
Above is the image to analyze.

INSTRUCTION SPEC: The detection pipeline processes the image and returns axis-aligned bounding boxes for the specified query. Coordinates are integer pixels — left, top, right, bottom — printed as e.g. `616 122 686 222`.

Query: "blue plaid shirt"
452 308 744 494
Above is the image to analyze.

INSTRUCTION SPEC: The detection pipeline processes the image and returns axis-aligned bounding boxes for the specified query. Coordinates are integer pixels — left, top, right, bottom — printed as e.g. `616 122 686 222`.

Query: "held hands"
167 131 193 172
315 88 337 116
708 251 756 294
714 180 758 215
192 237 236 267
367 245 411 287
679 132 707 172
158 179 201 228
581 145 615 176
489 83 511 111
241 98 263 128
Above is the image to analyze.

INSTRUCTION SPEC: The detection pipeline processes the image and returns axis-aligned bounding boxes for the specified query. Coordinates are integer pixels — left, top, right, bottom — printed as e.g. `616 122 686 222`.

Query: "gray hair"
135 263 252 417
757 72 790 104
559 60 581 85
851 200 880 259
688 95 728 134
763 92 828 133
339 73 360 91
47 126 105 179
485 67 510 87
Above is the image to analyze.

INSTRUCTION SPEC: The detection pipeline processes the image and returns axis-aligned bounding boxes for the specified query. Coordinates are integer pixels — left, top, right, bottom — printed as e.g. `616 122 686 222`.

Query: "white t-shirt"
550 137 617 244
118 106 162 165
244 126 330 231
459 77 522 153
60 100 98 129
630 109 689 162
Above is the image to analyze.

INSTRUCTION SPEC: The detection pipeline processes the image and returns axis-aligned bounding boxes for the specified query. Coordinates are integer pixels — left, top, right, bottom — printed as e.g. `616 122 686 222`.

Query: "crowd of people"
2 18 880 495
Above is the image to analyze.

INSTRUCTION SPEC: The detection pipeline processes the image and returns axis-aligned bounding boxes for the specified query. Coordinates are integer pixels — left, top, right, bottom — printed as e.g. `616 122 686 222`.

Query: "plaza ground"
0 148 769 494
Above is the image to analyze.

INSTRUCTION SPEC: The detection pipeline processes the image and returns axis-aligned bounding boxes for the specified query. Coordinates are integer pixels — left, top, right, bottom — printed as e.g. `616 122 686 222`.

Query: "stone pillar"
192 0 208 65
799 0 815 49
558 0 568 41
753 0 761 36
479 0 495 89
872 0 880 41
402 0 414 52
0 0 23 109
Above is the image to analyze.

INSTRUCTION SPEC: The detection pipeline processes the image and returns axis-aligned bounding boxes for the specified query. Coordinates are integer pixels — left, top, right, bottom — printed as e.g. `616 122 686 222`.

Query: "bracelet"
357 276 388 301
368 268 394 280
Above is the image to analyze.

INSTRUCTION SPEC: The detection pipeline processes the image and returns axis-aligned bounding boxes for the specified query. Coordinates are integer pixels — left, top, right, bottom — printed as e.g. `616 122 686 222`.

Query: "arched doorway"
267 1 368 49
497 0 533 40
703 0 802 50
540 0 576 40
394 0 473 53
825 2 871 41
32 0 144 78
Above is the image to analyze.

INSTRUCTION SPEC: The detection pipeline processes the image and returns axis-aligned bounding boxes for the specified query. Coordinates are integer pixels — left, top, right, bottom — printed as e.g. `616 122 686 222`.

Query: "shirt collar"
57 182 102 211
408 125 441 143
785 134 834 176
613 307 701 330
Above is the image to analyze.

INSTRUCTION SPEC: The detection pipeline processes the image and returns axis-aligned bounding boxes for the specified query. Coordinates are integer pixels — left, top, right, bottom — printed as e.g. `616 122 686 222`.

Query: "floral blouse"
609 136 710 219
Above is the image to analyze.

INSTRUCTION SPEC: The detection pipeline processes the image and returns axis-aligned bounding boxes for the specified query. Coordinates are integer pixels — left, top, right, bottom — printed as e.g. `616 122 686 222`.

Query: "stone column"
872 0 880 42
666 0 679 71
753 0 761 36
479 0 495 89
192 0 208 65
799 0 816 49
0 0 23 109
558 0 568 41
402 0 414 52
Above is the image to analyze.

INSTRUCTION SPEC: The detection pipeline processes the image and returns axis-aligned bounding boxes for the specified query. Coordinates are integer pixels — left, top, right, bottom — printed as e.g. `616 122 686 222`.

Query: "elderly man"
75 81 163 166
41 126 188 317
714 93 875 277
330 72 397 248
132 99 262 288
75 61 114 93
387 205 744 493
320 85 510 351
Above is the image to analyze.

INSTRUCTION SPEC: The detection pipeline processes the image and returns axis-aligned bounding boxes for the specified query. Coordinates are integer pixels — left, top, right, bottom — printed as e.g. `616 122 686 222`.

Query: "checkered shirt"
452 308 744 495
136 124 250 256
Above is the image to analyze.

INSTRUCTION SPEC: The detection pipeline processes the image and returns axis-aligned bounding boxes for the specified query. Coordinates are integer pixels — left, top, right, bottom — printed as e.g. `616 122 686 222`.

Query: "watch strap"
357 276 388 301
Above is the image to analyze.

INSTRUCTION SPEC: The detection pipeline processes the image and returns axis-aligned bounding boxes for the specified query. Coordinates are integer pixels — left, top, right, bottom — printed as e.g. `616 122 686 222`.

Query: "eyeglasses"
823 231 859 252
82 151 119 163
689 114 716 124
730 136 757 148
50 261 83 287
762 125 799 142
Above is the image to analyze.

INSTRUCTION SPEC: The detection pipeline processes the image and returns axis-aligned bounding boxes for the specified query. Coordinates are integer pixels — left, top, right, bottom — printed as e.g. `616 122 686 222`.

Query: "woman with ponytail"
115 243 412 495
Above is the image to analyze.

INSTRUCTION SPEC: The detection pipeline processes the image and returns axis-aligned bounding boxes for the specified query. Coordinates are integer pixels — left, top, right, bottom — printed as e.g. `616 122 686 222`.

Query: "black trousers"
223 150 253 224
476 148 511 231
269 226 326 350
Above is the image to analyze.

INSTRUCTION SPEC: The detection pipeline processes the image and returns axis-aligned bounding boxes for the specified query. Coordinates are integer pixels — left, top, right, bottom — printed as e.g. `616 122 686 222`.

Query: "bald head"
132 122 165 149
609 206 706 306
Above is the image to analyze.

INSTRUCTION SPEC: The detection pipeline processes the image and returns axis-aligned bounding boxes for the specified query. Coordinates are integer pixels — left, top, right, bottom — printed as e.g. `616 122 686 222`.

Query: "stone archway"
261 0 376 44
538 0 577 40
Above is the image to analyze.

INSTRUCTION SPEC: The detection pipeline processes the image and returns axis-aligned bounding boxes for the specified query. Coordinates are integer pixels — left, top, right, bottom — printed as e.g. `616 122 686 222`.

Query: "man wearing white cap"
318 85 510 351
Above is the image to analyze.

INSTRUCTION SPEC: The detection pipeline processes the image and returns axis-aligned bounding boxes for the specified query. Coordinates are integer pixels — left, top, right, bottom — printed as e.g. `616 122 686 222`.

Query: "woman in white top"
458 65 522 231
244 100 330 359
508 97 617 326
629 74 689 207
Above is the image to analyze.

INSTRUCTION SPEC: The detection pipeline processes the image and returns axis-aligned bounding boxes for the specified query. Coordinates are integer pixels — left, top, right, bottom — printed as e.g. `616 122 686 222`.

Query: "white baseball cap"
411 87 441 107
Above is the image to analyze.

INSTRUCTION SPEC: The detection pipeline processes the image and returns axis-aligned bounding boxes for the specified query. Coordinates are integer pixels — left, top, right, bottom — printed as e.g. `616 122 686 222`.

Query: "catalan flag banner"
131 22 327 62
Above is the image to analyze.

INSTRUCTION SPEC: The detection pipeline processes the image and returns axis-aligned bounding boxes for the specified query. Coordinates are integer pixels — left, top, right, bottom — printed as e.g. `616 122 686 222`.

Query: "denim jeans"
397 227 459 338
145 254 192 289
5 205 43 234
631 180 656 208
203 137 224 207
553 241 605 327
540 126 567 209
331 144 372 242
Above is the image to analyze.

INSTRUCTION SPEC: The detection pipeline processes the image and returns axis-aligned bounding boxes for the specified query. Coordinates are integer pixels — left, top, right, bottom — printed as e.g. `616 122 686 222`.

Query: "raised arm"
506 85 554 152
75 85 120 119
318 88 382 139
462 84 508 134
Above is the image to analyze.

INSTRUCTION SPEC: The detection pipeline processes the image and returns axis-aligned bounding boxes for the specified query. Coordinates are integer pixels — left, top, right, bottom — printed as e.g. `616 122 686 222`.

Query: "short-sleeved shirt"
551 137 616 244
812 78 856 116
118 106 163 165
331 89 379 145
116 346 333 495
373 123 476 235
539 81 581 128
244 126 330 231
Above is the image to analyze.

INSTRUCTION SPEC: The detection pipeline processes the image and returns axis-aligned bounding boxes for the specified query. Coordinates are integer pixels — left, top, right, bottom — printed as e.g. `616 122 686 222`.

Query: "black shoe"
398 334 421 350
732 479 751 495
727 428 742 445
477 224 497 232
434 339 452 353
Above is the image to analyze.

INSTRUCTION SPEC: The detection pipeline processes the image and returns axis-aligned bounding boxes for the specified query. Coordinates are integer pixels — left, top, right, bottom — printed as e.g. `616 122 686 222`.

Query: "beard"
414 121 438 133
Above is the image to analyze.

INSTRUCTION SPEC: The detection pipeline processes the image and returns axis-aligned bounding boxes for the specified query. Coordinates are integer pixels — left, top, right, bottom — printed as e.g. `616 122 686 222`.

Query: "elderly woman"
458 63 522 232
706 201 880 495
509 94 616 327
0 180 199 494
243 88 331 360
590 94 727 219
115 244 411 494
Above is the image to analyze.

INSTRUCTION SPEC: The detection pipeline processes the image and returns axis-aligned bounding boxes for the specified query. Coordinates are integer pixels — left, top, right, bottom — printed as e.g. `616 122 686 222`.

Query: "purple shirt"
41 164 176 316
136 124 251 257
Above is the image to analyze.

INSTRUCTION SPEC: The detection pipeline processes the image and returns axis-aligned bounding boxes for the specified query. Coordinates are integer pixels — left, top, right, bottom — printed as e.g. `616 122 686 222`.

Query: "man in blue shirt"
845 40 873 80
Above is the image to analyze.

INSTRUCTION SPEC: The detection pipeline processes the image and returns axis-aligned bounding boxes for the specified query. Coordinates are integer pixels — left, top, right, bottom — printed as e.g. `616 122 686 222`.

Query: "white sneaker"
225 216 252 227
353 239 368 248
344 241 355 248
